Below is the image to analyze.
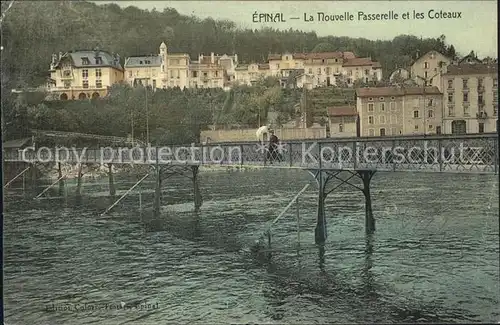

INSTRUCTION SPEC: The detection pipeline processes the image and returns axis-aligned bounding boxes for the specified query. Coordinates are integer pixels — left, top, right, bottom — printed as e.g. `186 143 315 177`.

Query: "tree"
312 42 336 53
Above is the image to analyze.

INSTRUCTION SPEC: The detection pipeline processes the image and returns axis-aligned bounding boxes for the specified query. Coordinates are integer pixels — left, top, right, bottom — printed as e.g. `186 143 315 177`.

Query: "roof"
328 106 358 117
293 52 344 60
409 50 451 67
343 57 380 67
3 137 31 149
56 50 123 70
124 55 161 68
235 65 248 71
444 64 498 76
356 86 442 97
258 63 270 70
268 51 352 61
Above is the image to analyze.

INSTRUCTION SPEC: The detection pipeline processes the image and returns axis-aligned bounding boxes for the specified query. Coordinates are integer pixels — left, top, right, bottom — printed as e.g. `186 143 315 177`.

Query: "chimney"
199 54 203 61
416 50 420 59
234 53 238 64
211 52 214 64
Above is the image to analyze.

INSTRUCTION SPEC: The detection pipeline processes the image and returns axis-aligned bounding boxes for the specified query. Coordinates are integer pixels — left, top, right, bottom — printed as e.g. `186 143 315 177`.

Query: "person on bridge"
268 129 281 163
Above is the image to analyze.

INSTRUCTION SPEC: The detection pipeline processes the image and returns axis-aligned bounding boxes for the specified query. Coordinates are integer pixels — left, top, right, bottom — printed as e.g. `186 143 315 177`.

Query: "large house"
48 49 124 100
356 86 443 137
441 64 498 134
266 51 382 89
410 50 451 91
124 42 238 90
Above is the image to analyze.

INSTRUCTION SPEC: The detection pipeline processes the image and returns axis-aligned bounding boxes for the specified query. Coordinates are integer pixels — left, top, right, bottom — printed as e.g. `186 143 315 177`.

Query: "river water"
3 169 499 324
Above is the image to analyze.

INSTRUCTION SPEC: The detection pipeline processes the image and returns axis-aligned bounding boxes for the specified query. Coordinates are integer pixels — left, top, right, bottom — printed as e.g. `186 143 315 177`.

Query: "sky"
97 0 497 58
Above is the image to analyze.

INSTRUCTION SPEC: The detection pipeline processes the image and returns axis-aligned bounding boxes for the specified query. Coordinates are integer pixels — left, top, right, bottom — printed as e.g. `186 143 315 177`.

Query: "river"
3 168 499 324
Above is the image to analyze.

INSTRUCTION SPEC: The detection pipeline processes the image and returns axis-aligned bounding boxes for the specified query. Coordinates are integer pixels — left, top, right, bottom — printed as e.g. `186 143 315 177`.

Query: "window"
448 93 453 102
95 57 103 65
95 69 102 78
317 68 321 74
380 128 386 136
414 125 419 130
494 104 498 116
390 102 396 111
153 80 156 88
429 78 433 85
448 79 453 89
326 67 330 74
379 116 385 124
424 62 429 69
380 103 385 111
428 110 434 118
391 127 396 135
368 97 374 101
83 80 89 88
308 68 312 74
368 103 374 112
365 69 369 75
479 123 484 133
494 78 498 88
390 115 396 124
215 70 219 77
128 71 132 77
82 69 88 79
448 106 455 116
463 93 468 102
390 96 395 100
429 125 433 130
348 70 352 76
424 71 428 79
413 110 419 118
64 81 71 89
478 78 483 87
339 124 344 132
82 58 90 65
462 78 468 88
379 97 384 101
96 80 102 88
463 105 469 116
63 70 71 77
369 129 375 136
368 116 374 124
478 93 484 105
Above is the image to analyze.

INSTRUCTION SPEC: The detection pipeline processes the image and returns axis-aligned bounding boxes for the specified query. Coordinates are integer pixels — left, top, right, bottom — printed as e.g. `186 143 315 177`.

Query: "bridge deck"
3 134 499 174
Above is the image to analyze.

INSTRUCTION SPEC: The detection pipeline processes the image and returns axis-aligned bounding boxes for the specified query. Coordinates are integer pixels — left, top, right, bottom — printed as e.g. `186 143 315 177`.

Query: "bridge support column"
58 162 65 195
191 166 203 212
107 164 116 196
76 164 83 196
153 166 162 217
30 163 37 188
358 170 376 234
315 171 327 246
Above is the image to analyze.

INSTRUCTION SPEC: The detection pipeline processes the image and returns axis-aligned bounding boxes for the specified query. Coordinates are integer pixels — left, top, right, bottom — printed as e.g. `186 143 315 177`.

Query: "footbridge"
3 133 499 248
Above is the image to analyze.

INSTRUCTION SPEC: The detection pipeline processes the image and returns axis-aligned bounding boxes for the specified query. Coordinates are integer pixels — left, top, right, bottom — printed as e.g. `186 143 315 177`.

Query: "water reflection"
362 234 375 298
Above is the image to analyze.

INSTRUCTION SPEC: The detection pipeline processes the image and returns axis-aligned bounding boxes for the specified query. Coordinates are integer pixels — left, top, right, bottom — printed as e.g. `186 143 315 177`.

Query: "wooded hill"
1 1 460 143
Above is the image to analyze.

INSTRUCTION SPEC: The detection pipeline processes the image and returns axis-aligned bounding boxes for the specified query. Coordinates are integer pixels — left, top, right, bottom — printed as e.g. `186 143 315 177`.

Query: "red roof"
343 57 381 67
328 106 358 117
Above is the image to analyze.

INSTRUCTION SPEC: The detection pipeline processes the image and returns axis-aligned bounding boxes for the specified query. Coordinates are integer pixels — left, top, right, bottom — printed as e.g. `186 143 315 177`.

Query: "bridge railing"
3 134 499 174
